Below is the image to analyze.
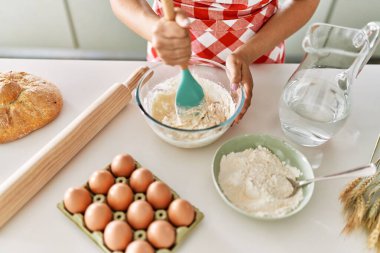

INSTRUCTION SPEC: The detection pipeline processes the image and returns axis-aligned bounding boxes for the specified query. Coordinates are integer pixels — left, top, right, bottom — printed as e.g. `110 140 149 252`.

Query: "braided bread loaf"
0 71 63 143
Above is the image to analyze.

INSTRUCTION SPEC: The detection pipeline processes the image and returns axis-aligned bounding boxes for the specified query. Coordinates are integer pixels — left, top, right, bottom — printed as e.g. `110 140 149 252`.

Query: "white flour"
145 75 234 130
218 146 303 218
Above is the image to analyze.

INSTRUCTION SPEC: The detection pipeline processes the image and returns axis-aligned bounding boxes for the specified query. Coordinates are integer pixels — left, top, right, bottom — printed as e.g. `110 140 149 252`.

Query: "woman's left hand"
226 51 253 124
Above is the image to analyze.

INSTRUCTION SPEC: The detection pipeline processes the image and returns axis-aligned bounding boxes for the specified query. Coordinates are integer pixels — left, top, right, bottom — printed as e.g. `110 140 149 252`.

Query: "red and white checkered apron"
147 0 285 64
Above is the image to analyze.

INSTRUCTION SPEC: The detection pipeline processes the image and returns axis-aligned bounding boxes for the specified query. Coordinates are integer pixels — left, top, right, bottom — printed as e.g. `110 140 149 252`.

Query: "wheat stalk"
340 139 380 250
340 177 362 203
366 184 380 206
366 198 380 230
368 216 380 249
341 176 374 215
343 195 367 234
354 176 376 198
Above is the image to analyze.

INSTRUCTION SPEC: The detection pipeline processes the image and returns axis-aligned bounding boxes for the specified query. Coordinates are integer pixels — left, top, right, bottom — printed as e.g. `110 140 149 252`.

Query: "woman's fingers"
174 8 190 28
234 65 253 124
160 57 191 66
151 36 191 51
153 19 188 39
156 48 191 65
152 10 191 66
226 57 242 91
226 53 253 124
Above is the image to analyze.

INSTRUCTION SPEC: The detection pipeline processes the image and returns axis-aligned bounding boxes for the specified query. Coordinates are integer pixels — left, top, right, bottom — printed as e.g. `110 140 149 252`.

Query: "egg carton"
57 161 204 253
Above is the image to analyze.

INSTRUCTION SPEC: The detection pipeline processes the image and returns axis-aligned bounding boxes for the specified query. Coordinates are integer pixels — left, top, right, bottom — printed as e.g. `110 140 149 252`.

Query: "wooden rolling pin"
0 66 149 228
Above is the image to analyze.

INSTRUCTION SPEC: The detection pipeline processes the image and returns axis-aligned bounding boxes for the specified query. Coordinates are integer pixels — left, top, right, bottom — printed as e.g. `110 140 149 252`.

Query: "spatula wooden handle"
161 0 175 21
0 66 149 228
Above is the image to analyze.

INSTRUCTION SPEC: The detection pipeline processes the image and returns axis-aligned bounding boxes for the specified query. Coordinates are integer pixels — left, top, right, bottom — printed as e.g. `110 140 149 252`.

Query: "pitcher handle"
357 22 380 76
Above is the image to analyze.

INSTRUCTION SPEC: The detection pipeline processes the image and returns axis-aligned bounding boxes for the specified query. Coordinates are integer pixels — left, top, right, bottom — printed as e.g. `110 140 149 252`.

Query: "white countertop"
0 59 379 253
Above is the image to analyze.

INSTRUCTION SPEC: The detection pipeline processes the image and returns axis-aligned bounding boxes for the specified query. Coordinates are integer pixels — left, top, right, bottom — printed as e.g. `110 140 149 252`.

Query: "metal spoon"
286 163 378 198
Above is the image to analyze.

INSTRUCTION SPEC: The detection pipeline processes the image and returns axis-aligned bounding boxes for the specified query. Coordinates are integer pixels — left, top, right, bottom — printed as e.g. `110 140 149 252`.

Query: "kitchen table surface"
1 58 379 253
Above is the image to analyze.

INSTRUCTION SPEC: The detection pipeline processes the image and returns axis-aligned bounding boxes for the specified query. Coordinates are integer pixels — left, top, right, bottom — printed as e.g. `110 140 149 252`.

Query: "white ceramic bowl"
136 57 245 148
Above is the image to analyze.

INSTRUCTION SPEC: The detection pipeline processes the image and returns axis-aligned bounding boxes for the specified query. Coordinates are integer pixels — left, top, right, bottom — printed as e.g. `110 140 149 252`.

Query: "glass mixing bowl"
136 57 245 148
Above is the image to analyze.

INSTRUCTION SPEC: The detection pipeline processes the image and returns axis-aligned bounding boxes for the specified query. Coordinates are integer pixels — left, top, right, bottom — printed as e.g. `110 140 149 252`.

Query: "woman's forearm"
237 0 320 62
109 0 159 41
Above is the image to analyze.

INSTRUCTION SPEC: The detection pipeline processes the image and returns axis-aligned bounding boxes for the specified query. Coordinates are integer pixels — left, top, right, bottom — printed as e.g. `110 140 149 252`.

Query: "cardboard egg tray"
57 161 204 253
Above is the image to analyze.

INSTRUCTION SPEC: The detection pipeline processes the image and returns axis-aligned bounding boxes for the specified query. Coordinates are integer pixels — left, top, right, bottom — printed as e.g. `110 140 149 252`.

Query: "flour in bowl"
145 75 234 130
218 146 303 218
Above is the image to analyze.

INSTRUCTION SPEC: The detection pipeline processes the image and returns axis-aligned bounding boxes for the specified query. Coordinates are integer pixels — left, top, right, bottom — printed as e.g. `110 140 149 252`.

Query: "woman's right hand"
151 8 191 66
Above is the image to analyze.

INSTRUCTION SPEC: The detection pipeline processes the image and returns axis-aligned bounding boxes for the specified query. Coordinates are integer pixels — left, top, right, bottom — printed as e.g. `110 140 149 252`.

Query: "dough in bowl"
0 71 63 143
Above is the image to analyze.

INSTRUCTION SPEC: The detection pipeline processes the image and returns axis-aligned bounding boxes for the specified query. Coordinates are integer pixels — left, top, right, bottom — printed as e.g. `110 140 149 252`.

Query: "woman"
110 0 319 122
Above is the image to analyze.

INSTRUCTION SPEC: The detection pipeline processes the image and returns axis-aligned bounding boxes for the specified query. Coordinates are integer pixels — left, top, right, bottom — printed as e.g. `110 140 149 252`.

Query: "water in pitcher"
278 22 380 147
279 76 350 147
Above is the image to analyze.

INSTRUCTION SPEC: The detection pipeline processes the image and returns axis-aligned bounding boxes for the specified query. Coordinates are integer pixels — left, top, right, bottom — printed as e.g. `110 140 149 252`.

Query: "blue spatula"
161 0 205 115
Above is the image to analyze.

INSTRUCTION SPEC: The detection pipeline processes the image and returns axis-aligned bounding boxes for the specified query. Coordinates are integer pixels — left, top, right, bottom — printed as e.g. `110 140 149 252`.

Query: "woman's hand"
226 51 253 124
151 8 191 66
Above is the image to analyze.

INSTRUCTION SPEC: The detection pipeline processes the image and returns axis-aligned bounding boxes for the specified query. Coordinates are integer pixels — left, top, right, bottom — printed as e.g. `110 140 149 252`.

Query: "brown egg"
127 200 154 229
146 181 172 209
111 154 136 177
107 183 133 211
63 187 92 214
104 220 133 251
168 198 195 226
84 202 113 231
125 240 155 253
147 220 176 249
129 168 154 193
88 170 115 194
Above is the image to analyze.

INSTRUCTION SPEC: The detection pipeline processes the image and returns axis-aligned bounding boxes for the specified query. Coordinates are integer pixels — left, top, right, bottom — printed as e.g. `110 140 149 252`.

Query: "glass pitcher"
279 22 380 147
